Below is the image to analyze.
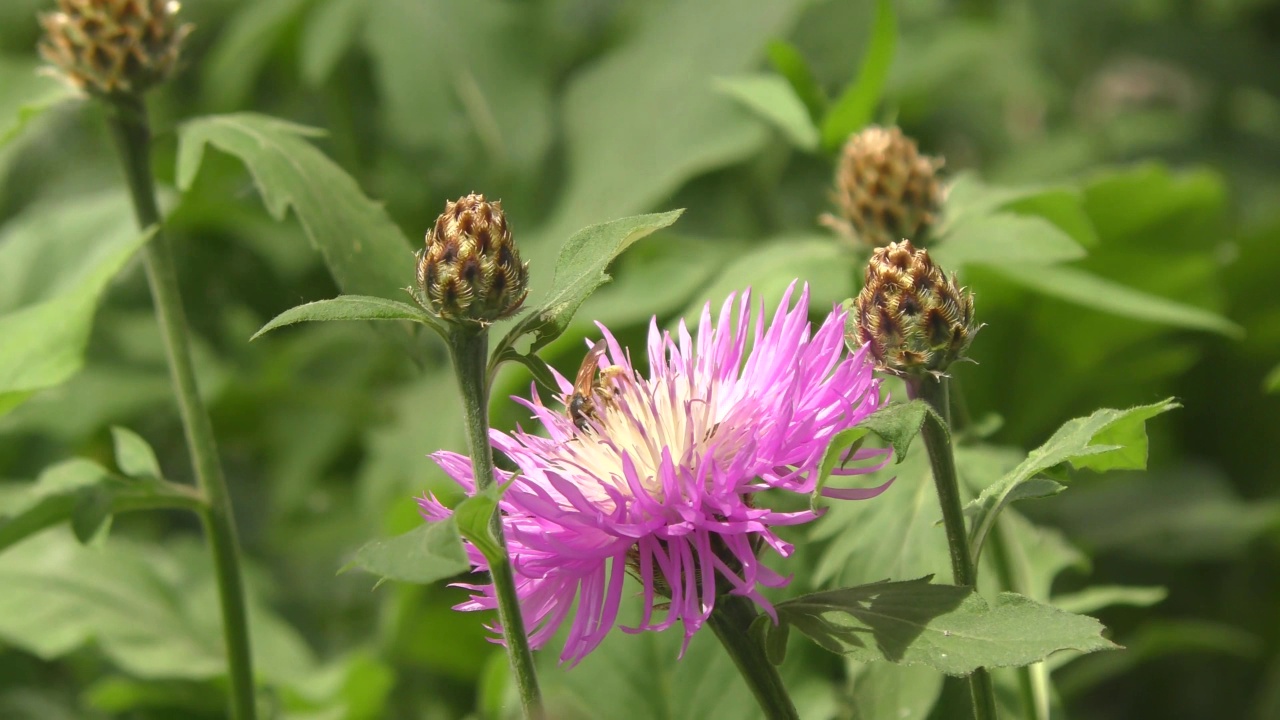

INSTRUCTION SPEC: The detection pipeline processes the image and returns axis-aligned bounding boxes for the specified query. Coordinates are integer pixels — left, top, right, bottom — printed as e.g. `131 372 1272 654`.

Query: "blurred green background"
1 0 1279 718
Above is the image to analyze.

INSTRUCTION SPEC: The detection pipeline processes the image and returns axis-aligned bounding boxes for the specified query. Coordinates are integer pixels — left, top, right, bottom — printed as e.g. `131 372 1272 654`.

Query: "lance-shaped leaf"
345 520 470 587
492 210 683 365
177 113 414 299
766 40 827 123
252 295 441 340
770 577 1116 675
821 0 896 150
966 399 1179 563
715 74 819 151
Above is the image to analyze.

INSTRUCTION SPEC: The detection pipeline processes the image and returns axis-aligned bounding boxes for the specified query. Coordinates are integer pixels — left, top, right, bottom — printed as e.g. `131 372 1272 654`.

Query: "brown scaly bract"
824 126 944 249
852 239 976 376
415 194 529 324
38 0 191 98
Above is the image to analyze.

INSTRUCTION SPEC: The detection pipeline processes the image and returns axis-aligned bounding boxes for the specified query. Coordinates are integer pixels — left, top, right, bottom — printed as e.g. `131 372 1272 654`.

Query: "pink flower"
419 284 890 664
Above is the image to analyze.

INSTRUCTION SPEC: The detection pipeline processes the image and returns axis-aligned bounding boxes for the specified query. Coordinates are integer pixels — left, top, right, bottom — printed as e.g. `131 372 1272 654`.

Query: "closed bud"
823 126 943 249
38 0 192 99
852 240 975 376
416 193 529 324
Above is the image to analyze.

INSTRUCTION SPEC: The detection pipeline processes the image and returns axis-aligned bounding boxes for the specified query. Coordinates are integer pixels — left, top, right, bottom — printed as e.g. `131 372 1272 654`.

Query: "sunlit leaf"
252 295 440 341
1053 586 1167 615
966 399 1179 563
821 0 896 149
110 426 162 480
771 577 1116 675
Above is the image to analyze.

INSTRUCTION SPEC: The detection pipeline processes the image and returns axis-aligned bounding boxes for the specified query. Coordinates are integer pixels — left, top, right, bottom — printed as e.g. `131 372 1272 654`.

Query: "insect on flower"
566 339 630 432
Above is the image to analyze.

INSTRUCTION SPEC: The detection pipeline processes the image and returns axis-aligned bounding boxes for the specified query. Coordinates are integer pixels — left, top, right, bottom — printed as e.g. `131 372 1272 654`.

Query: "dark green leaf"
821 0 897 149
766 40 827 122
110 426 163 480
346 520 470 586
988 264 1242 337
498 210 683 357
251 295 440 341
200 0 312 111
774 578 1117 675
299 0 369 87
715 74 819 151
177 113 414 299
967 399 1180 563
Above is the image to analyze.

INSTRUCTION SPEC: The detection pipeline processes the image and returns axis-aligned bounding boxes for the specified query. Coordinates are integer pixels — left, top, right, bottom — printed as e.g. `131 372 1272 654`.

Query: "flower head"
822 126 943 249
415 193 529 324
38 0 192 98
852 239 976 376
419 284 891 664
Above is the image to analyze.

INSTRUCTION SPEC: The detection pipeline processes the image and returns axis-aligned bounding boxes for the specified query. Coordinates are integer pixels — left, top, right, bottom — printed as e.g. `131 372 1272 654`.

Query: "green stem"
909 374 999 720
104 95 257 720
447 325 544 720
707 594 800 720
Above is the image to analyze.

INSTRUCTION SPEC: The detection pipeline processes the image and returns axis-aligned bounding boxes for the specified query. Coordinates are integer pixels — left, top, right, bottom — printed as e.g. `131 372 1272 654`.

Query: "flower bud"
823 126 943 249
416 193 529 324
38 0 192 99
852 239 975 376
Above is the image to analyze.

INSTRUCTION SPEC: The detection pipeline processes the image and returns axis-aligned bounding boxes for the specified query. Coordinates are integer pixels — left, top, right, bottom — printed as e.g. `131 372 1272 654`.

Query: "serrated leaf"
497 211 682 357
966 399 1179 564
347 519 470 585
110 426 163 480
0 459 203 554
773 578 1116 675
177 113 413 299
932 213 1086 269
715 74 819 151
252 295 439 341
766 40 827 123
987 264 1242 338
821 0 896 149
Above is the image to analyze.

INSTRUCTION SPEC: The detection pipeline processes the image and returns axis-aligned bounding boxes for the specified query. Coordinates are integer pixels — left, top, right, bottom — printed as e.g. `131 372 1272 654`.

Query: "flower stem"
104 95 257 720
707 594 800 720
909 375 999 720
446 325 544 720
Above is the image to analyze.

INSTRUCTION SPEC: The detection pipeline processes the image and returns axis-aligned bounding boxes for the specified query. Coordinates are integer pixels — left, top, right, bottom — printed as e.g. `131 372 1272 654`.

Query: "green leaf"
497 210 683 357
766 40 828 123
177 113 414 299
200 0 312 111
813 401 928 504
0 57 75 149
0 532 315 683
821 0 897 149
0 459 203 554
844 662 943 720
966 399 1180 564
0 194 154 416
453 488 503 567
715 74 819 151
987 264 1242 338
1053 586 1167 615
252 295 440 341
110 426 163 480
772 578 1117 675
932 213 1087 269
346 520 470 586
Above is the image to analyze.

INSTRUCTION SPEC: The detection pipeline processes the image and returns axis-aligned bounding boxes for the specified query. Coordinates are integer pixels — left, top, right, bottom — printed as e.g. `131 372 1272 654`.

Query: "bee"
567 340 628 432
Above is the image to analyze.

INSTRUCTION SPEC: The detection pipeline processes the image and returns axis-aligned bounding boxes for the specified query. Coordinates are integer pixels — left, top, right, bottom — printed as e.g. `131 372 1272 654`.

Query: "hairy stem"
447 325 544 719
104 95 257 720
910 374 999 720
707 594 800 720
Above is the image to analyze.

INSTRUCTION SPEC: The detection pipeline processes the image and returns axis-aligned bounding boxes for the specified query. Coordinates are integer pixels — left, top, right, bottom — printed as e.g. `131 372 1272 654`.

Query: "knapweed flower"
419 284 891 664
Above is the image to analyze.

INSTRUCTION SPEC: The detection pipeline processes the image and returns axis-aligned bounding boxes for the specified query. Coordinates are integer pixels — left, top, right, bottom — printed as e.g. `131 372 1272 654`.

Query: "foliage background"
1 0 1279 718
